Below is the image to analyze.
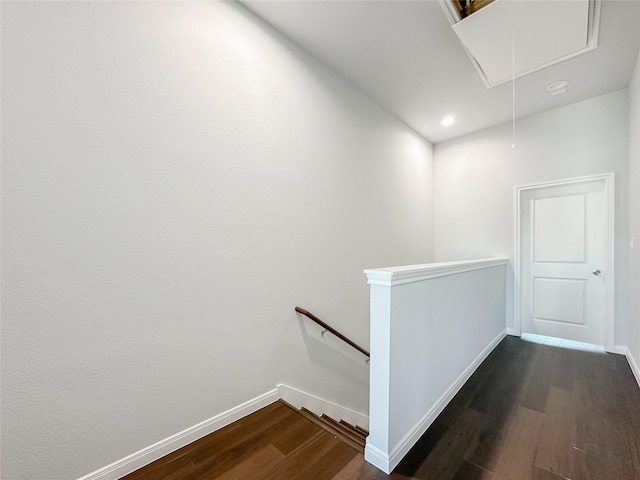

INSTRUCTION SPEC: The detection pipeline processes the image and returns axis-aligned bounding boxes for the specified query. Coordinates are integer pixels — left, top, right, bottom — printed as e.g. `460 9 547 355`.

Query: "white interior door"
519 178 610 346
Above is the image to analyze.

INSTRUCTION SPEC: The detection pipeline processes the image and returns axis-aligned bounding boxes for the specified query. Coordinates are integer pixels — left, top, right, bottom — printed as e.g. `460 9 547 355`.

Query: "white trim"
364 444 392 474
626 348 640 388
515 172 616 192
514 173 615 352
506 328 519 336
437 0 461 24
76 389 279 480
604 173 616 353
364 258 508 287
365 329 507 474
277 384 369 430
610 345 628 355
513 181 523 337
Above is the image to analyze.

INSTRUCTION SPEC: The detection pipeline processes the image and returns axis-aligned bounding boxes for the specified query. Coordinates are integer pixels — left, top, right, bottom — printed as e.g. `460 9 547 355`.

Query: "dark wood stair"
281 402 368 453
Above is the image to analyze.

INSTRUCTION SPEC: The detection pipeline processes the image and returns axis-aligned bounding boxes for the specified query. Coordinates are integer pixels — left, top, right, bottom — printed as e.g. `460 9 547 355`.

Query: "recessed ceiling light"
546 80 569 92
440 116 456 127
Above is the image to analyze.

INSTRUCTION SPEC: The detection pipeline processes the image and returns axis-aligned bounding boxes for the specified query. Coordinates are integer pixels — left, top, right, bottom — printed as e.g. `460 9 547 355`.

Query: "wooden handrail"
295 306 370 358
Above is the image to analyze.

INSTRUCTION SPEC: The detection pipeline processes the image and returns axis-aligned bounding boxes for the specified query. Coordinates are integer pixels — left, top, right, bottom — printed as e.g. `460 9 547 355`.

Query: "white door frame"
513 172 615 352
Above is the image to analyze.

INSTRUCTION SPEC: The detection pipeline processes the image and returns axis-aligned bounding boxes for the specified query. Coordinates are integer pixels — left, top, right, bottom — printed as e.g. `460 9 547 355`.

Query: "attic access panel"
448 0 599 88
452 0 496 19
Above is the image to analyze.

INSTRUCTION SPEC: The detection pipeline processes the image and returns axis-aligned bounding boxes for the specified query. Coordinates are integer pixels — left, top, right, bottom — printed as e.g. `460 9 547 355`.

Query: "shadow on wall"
296 312 369 389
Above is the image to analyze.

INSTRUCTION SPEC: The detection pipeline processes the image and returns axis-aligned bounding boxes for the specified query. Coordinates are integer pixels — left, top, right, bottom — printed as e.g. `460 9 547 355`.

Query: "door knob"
592 269 602 276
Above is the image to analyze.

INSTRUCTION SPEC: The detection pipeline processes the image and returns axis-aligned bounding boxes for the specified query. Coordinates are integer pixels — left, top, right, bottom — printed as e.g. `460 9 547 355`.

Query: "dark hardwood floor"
122 336 640 480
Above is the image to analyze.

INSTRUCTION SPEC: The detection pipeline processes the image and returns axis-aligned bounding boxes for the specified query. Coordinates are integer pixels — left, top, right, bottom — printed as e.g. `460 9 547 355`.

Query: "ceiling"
240 0 640 144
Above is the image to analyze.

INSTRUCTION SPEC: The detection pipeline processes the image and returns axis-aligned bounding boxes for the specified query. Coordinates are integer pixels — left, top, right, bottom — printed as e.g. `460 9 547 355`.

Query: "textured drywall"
0 2 434 479
433 90 630 345
628 51 640 364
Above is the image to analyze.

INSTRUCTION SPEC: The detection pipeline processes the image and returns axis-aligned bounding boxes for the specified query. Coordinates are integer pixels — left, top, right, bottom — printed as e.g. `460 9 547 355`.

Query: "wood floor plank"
534 386 575 479
166 401 293 468
255 431 336 480
392 422 449 477
599 425 640 480
626 426 640 480
270 410 324 455
184 410 309 478
520 349 553 413
548 346 578 391
331 454 368 480
451 460 494 479
573 378 610 458
571 447 609 480
467 342 533 421
450 356 497 407
532 467 567 480
214 444 285 480
120 406 289 480
293 438 360 480
119 405 289 480
436 401 467 428
492 406 544 480
603 383 640 434
572 353 640 480
411 408 481 480
463 410 510 473
349 460 391 480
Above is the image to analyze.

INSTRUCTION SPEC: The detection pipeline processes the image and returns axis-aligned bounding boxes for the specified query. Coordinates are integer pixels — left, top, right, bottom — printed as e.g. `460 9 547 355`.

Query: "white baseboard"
366 328 506 474
277 384 369 430
609 345 628 355
364 444 391 473
76 389 279 480
75 327 509 480
506 328 519 336
626 348 640 388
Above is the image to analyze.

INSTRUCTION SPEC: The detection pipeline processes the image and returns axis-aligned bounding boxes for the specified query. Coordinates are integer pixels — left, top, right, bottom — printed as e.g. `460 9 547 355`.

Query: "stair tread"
297 408 365 452
320 414 366 446
338 419 368 440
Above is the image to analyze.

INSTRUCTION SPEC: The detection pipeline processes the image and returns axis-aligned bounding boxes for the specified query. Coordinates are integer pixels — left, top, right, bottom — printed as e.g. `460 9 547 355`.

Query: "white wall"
434 90 630 345
0 2 434 479
628 52 640 370
365 260 507 473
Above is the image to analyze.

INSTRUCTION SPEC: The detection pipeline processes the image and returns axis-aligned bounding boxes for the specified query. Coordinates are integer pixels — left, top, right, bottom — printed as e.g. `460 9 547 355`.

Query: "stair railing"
295 306 370 358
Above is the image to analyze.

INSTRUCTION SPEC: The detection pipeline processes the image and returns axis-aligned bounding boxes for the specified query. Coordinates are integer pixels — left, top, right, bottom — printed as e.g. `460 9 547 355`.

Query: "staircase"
288 308 370 454
282 401 368 453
